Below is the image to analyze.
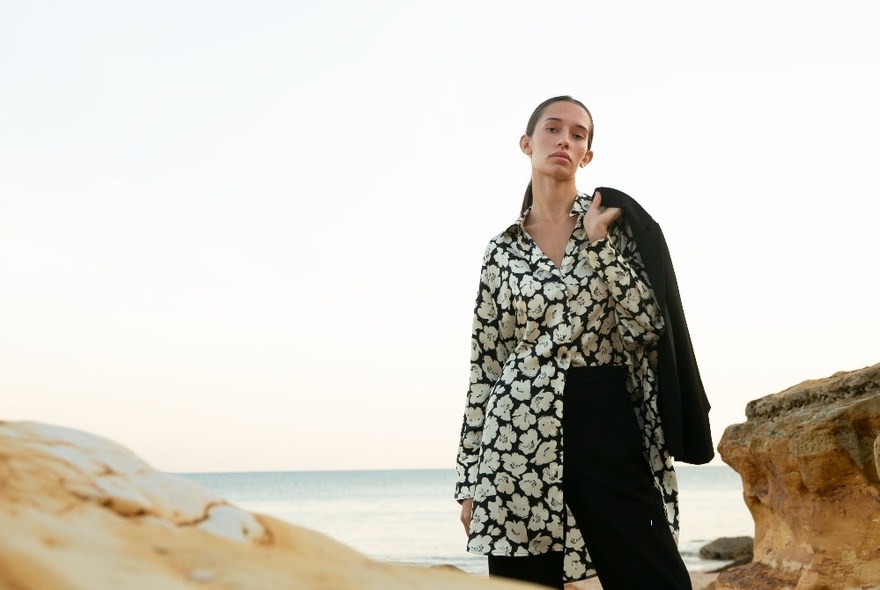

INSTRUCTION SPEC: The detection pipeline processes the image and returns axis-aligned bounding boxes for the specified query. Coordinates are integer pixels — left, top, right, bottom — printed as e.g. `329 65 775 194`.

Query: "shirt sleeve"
454 240 515 501
582 221 665 351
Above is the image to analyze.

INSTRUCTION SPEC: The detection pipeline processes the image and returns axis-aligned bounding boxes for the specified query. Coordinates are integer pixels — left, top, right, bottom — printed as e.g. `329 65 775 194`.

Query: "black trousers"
488 365 692 590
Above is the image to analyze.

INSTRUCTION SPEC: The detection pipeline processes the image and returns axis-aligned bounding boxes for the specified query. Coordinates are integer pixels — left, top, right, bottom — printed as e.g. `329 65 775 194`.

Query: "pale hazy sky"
3 1 879 473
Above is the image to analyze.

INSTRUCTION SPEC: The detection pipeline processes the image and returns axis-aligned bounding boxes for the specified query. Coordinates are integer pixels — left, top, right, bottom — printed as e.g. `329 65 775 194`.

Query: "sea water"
183 465 752 575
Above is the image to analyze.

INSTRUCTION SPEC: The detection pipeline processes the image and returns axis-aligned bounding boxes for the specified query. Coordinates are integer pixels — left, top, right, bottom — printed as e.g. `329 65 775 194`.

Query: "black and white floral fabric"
455 191 680 583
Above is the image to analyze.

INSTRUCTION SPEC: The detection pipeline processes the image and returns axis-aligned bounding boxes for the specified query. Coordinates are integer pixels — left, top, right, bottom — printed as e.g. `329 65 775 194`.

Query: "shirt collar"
509 191 591 236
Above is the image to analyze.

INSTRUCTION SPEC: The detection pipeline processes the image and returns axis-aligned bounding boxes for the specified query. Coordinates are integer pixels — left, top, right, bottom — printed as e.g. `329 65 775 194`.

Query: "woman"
454 96 713 589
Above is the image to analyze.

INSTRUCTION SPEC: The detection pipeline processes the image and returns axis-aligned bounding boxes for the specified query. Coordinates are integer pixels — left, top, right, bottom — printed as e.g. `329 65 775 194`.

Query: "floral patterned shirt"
454 191 681 582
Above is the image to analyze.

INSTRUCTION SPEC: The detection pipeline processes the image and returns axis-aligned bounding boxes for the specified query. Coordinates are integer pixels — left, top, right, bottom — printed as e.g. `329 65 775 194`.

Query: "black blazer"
596 187 715 464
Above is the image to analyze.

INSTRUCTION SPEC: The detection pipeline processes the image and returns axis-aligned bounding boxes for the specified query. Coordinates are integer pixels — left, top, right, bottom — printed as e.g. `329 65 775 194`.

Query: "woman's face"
520 101 593 181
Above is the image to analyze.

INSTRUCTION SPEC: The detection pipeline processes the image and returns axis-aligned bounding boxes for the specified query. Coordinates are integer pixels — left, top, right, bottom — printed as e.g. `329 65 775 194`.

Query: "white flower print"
487 496 509 523
468 534 493 553
545 283 566 302
552 399 563 419
483 261 501 284
596 340 613 364
529 535 553 553
493 248 510 267
537 415 560 438
495 425 517 451
527 294 548 318
651 445 665 471
481 448 501 472
565 554 588 580
565 508 584 549
620 288 643 314
534 365 554 387
505 520 529 544
528 503 550 531
469 502 489 533
491 396 514 421
481 415 498 442
547 513 563 539
663 468 678 491
501 452 528 476
544 302 564 327
519 472 544 498
493 537 513 554
509 379 531 401
509 258 530 275
517 428 539 455
534 440 558 465
546 485 564 510
469 362 484 383
496 471 515 495
530 391 554 413
570 292 590 315
464 405 484 426
587 275 609 302
481 358 502 381
534 334 555 358
519 274 540 296
474 479 496 503
512 405 536 431
552 323 572 344
522 320 540 343
518 355 541 377
603 263 627 289
477 295 497 321
460 430 480 451
499 314 516 339
569 316 584 340
508 493 530 519
478 325 499 351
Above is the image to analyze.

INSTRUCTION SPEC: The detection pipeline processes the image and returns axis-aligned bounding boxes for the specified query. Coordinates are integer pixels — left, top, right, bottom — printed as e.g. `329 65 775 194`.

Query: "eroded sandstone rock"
717 362 880 590
0 421 527 590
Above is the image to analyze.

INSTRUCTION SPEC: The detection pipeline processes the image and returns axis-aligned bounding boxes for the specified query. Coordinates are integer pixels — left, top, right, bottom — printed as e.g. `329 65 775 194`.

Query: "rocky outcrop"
717 362 880 590
699 537 753 561
0 421 526 590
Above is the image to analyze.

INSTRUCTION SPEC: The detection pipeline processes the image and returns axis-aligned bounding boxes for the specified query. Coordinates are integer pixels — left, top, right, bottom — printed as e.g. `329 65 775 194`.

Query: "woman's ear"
520 134 532 156
579 150 594 168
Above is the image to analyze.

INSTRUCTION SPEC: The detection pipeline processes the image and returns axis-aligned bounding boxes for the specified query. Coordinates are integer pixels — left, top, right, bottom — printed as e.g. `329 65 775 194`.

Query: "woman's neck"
529 176 578 222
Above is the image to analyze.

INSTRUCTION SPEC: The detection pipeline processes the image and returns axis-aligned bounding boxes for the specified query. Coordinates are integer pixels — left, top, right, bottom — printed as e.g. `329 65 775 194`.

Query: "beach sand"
567 570 718 589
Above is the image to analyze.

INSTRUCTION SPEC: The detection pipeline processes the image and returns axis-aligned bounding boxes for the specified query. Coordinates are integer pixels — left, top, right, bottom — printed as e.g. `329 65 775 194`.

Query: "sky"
2 0 879 474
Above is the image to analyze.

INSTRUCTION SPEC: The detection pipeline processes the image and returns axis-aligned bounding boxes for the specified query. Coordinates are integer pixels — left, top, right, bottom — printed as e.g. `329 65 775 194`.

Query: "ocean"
182 465 752 576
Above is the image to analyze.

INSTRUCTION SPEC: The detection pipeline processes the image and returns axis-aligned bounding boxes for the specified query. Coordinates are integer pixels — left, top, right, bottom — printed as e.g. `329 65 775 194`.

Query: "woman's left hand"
585 190 623 243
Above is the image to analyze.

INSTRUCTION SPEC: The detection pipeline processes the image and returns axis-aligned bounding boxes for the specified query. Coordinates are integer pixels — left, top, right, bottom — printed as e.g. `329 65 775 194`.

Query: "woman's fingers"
586 190 621 242
603 206 623 223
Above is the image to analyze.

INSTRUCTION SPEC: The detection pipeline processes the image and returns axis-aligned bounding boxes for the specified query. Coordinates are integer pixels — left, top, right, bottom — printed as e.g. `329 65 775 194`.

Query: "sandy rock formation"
717 362 880 590
0 421 531 590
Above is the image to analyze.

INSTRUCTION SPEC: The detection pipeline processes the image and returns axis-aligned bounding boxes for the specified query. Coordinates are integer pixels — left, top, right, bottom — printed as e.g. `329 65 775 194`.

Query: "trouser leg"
563 368 692 590
488 551 564 590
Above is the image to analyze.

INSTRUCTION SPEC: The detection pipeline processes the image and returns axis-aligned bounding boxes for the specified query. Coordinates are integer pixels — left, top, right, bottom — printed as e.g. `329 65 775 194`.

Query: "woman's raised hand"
585 190 622 243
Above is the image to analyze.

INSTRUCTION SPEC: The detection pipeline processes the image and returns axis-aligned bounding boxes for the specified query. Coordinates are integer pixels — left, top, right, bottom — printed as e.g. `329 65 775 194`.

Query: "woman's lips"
551 152 571 161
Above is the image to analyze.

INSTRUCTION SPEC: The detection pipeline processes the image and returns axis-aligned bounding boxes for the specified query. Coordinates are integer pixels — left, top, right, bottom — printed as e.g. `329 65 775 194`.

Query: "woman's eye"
546 127 557 132
574 134 585 140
